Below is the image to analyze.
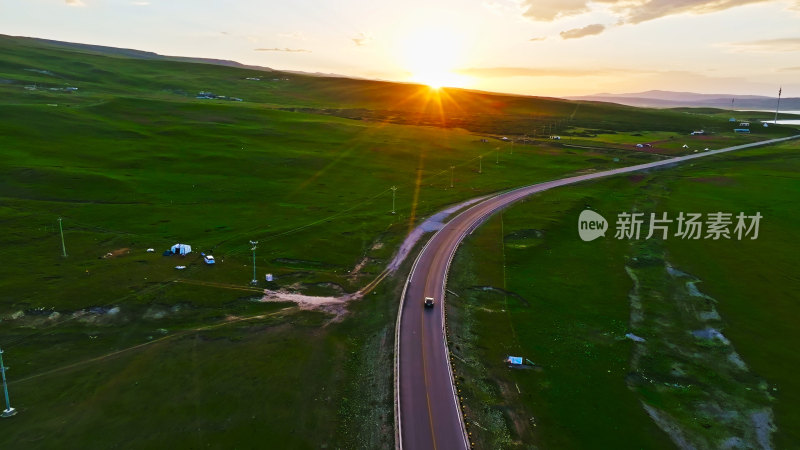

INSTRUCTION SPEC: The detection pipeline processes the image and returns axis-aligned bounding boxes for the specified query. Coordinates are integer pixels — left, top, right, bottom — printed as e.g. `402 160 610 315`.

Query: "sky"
2 0 799 97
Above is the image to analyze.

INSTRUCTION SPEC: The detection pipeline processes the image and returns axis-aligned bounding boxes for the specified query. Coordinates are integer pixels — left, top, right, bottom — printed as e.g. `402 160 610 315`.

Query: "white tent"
171 243 192 255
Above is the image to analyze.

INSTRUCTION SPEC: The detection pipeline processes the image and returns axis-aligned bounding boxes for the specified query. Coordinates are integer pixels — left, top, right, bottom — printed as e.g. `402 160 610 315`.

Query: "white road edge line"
395 225 442 450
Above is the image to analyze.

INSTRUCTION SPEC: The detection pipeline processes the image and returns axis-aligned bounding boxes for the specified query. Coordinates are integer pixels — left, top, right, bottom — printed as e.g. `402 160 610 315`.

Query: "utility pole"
249 240 258 285
478 156 482 174
449 166 455 188
495 148 499 164
774 86 782 124
0 348 17 418
58 217 67 257
390 186 397 214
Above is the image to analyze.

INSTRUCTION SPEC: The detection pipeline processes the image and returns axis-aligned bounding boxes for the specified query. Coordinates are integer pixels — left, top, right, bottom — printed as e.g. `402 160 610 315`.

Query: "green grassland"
0 34 654 448
1 33 797 448
670 107 800 123
447 139 800 448
560 127 786 157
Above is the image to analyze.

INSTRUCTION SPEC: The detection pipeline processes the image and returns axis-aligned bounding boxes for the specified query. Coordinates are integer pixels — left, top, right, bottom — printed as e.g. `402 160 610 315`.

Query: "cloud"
456 66 627 78
724 37 800 52
484 0 519 15
254 47 311 53
351 32 373 46
519 0 771 24
622 0 771 24
529 36 547 41
65 0 86 6
560 24 605 39
483 1 502 15
778 66 800 72
131 1 150 5
520 0 591 21
278 31 307 41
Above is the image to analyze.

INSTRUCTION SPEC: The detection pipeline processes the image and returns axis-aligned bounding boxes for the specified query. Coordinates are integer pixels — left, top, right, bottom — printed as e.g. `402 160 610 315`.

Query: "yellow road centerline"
420 293 439 450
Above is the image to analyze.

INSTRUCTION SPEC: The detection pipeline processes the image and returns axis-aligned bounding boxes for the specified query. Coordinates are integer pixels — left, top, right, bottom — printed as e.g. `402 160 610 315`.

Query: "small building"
729 118 736 122
682 144 689 148
763 123 769 128
734 128 750 134
500 136 509 141
506 356 523 365
690 130 705 136
625 333 646 342
739 122 750 127
170 243 192 255
635 144 644 148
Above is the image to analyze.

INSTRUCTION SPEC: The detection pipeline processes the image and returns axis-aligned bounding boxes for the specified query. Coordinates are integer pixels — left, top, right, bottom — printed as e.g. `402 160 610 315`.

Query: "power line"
774 86 782 124
249 241 258 285
1 348 17 418
390 186 397 214
58 217 67 258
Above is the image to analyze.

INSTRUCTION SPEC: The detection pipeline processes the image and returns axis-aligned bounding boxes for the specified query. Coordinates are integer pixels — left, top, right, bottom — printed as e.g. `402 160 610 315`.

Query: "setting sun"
399 27 469 89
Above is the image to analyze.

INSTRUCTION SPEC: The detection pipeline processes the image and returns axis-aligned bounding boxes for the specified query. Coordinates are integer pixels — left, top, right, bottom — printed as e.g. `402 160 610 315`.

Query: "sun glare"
399 27 469 89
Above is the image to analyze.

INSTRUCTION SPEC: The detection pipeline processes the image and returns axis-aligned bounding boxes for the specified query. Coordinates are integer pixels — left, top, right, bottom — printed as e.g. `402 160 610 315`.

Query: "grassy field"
670 107 800 124
0 35 657 448
1 33 797 448
560 129 769 156
446 139 800 448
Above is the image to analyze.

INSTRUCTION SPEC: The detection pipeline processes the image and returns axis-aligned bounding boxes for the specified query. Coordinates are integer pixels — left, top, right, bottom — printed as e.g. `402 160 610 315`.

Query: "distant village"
194 76 290 102
195 91 243 101
23 85 78 92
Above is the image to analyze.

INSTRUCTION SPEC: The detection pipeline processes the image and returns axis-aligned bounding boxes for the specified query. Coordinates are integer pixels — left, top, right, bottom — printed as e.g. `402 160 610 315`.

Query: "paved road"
394 135 799 450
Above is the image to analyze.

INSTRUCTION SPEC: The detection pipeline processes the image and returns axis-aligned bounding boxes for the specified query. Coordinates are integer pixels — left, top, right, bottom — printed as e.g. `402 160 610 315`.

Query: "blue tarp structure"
508 356 523 365
170 243 192 255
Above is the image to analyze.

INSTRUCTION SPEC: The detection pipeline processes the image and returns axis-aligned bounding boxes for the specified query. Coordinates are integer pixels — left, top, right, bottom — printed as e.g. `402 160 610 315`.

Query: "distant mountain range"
567 90 800 111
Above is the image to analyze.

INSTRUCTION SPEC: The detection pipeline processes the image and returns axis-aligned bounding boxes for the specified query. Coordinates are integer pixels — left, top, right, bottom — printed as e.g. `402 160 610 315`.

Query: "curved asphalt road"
395 135 800 450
